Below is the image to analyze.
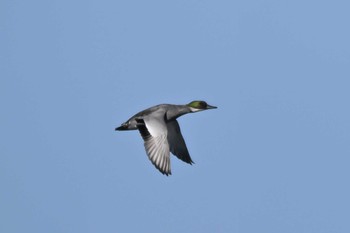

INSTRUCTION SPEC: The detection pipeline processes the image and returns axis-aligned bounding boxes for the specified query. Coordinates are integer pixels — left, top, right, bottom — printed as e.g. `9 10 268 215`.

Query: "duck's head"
186 100 217 112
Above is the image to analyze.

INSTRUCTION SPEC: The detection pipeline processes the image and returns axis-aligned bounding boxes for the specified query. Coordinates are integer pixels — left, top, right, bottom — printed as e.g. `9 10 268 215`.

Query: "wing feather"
136 116 172 175
167 120 194 164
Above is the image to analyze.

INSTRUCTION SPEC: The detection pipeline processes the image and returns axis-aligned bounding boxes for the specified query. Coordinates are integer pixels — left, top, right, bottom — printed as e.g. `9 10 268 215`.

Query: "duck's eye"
199 101 207 108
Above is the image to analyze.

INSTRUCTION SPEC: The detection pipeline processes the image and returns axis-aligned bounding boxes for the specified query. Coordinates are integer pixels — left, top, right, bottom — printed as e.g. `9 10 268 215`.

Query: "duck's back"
117 104 187 131
133 104 169 118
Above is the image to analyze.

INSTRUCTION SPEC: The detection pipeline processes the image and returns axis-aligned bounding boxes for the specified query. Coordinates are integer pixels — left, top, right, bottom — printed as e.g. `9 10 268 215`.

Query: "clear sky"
1 0 350 232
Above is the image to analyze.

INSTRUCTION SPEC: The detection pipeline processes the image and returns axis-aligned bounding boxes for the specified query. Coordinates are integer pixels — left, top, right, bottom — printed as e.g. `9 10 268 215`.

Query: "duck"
115 100 217 176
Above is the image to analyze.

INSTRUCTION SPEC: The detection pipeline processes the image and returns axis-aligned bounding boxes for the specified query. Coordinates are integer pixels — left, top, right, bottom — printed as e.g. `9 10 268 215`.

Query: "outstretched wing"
167 120 194 164
136 114 171 175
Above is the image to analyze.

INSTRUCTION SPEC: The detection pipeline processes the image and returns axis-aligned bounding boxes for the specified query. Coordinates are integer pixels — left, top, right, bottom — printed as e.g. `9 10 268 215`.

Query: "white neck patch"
190 107 203 112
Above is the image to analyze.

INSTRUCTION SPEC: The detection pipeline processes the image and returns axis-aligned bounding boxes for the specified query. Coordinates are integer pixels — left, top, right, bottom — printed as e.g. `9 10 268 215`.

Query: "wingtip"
160 168 172 176
155 165 172 176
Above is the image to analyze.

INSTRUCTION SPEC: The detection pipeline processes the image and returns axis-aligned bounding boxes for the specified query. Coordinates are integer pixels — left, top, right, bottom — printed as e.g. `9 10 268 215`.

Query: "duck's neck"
166 105 192 120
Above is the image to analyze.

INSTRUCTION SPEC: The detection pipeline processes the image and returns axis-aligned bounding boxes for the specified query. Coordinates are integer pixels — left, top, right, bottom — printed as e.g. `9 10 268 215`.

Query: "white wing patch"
137 112 172 175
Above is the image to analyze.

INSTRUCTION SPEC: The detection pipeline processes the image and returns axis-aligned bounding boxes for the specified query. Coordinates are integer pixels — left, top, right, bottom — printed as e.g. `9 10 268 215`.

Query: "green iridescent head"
186 100 217 111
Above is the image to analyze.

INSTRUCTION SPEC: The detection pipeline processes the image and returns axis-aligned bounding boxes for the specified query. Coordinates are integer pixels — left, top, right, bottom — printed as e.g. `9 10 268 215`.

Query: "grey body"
118 104 191 131
115 101 217 175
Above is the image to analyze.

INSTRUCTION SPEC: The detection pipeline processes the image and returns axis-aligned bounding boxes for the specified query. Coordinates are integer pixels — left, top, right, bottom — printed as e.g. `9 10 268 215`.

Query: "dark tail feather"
115 124 128 131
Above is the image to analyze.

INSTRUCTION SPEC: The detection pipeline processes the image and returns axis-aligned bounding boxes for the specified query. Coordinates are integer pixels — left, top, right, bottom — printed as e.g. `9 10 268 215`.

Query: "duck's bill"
206 104 217 109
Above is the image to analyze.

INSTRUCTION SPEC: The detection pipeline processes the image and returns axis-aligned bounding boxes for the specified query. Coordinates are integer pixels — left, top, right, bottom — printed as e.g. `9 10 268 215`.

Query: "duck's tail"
115 125 128 131
115 120 139 131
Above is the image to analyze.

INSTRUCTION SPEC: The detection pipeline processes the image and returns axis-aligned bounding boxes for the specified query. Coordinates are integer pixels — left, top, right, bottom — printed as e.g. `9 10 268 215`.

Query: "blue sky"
1 0 350 232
